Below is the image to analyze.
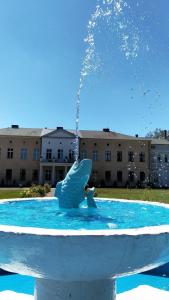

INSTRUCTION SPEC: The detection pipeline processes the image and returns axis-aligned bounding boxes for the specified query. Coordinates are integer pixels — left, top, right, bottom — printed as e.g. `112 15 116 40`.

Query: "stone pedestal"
34 278 116 300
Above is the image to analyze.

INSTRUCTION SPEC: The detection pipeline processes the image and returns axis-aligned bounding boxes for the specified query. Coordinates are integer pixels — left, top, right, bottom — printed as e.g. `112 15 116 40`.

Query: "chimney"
164 130 167 139
11 125 19 129
57 127 63 130
103 128 110 132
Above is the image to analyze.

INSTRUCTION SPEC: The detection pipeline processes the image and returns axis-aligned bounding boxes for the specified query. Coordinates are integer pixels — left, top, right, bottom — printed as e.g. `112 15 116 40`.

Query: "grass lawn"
96 188 169 204
0 187 169 204
0 189 26 199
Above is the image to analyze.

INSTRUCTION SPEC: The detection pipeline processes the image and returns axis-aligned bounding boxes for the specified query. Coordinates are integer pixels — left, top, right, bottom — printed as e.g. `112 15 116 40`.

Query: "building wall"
0 131 152 188
151 144 169 187
0 136 41 186
80 138 150 187
41 137 75 162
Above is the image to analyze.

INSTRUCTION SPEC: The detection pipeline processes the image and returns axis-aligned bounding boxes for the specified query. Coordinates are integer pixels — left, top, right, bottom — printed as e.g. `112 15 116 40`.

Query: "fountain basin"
0 198 169 300
1 224 169 280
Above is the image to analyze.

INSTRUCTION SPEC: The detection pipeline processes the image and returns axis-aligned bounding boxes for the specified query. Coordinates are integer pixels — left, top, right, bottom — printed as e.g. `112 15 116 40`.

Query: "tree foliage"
145 128 169 139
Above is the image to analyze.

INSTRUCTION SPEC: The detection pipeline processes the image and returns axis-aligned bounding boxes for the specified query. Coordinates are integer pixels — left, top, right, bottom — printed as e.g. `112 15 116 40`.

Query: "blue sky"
0 0 169 136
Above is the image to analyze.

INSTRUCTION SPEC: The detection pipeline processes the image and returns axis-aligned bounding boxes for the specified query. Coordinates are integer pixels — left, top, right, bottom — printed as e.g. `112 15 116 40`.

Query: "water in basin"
0 199 169 230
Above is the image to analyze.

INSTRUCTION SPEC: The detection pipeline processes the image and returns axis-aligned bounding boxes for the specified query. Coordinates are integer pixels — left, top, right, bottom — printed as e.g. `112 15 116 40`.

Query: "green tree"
145 128 168 139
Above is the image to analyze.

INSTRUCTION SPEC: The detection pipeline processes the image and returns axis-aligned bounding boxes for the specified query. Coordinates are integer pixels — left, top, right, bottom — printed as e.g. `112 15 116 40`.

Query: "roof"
43 128 75 138
0 127 43 137
151 138 169 145
77 130 146 140
0 127 149 141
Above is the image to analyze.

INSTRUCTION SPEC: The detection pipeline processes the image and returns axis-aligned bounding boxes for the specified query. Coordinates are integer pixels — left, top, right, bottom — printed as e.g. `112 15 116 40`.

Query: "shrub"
20 184 51 198
44 183 51 194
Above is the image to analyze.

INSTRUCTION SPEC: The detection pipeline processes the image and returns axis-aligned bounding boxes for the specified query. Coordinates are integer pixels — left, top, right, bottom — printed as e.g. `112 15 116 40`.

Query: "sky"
0 0 169 137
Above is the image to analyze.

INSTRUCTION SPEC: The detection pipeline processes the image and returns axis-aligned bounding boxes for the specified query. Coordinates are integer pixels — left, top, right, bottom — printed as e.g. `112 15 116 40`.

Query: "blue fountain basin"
0 198 169 230
0 198 169 281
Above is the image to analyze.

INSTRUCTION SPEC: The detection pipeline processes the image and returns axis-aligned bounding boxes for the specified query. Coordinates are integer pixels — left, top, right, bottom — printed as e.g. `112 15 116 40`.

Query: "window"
117 151 122 162
46 149 52 160
153 172 159 183
69 150 74 161
58 170 64 181
45 169 52 181
93 150 98 161
139 152 145 162
140 172 145 182
7 148 13 159
128 151 134 162
165 154 168 163
157 154 161 162
151 153 156 163
128 171 134 182
105 171 111 182
20 169 26 181
20 148 27 160
92 169 98 177
91 170 98 183
32 169 39 181
6 169 12 181
58 149 63 160
81 150 87 159
117 171 123 182
33 148 39 161
105 150 111 161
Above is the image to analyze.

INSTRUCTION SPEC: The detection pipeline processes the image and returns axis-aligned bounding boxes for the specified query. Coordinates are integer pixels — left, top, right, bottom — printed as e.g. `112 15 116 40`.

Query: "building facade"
39 127 76 185
150 139 169 187
1 125 168 188
0 126 41 186
79 129 151 187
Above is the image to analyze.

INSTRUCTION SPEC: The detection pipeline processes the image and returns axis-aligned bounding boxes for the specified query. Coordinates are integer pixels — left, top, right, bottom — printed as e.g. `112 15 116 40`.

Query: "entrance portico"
39 162 73 186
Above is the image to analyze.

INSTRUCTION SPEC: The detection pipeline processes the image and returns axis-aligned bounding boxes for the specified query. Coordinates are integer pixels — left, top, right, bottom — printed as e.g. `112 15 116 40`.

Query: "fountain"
0 1 167 299
1 159 169 299
54 159 96 209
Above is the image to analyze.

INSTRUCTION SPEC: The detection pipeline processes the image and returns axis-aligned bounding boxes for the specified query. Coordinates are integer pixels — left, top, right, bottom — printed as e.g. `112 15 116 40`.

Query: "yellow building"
0 125 41 186
79 129 151 187
0 126 151 187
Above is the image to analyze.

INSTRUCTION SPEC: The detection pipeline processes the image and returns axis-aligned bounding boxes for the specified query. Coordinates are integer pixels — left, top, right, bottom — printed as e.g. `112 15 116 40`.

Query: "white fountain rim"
0 197 169 237
96 197 169 209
